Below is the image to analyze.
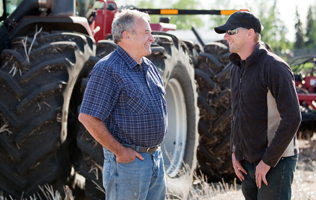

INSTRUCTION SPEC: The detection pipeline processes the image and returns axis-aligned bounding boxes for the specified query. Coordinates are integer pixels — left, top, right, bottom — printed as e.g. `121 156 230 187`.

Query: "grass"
197 161 316 200
0 185 74 200
1 137 315 200
186 136 316 200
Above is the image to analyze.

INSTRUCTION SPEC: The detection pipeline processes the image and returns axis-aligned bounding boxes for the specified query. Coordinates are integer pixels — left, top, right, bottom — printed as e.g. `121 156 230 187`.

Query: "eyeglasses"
226 28 246 35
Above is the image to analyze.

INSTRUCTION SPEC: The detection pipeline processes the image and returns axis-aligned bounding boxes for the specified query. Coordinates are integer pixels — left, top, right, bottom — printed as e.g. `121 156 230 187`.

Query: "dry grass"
1 137 315 200
0 123 11 134
0 185 74 200
178 135 316 200
193 162 316 200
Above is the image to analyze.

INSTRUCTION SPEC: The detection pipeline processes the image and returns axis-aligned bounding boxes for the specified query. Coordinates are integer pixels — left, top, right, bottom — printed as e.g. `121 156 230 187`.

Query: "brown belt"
123 144 160 153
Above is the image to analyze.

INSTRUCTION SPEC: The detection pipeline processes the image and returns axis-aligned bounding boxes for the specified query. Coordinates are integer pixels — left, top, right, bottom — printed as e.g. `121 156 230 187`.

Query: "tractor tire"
149 32 199 199
296 87 316 139
194 40 236 182
0 31 95 198
299 107 316 139
70 41 116 200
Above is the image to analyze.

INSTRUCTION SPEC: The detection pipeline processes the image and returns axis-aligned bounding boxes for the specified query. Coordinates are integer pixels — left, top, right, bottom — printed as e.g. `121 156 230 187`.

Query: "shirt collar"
116 45 148 69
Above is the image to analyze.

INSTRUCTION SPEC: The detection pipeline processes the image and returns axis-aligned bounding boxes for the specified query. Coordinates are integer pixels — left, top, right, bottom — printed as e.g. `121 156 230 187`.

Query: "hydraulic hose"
4 0 39 31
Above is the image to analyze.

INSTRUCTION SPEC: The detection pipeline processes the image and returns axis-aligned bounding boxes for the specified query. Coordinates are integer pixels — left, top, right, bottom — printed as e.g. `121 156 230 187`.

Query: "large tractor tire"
194 41 236 182
69 55 105 200
70 40 116 200
149 32 199 199
75 33 199 199
0 31 95 198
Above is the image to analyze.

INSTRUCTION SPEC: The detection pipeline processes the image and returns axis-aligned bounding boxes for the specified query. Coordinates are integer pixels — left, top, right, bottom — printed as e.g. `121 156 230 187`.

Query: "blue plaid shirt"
80 46 168 147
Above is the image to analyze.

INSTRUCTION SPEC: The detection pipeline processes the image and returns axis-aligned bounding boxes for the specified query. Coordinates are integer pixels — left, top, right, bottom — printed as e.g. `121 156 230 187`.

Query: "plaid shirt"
80 46 167 147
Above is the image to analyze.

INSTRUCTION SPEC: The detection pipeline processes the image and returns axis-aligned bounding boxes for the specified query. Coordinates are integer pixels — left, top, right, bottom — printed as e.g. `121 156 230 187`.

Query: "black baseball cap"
215 11 263 34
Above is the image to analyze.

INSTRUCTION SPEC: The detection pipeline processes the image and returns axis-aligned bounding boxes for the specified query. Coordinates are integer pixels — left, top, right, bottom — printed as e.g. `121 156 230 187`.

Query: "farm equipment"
289 55 316 138
0 0 242 199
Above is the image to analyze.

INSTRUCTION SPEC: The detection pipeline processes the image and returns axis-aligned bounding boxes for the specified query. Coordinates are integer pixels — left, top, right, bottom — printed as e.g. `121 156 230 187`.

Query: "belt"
123 144 160 153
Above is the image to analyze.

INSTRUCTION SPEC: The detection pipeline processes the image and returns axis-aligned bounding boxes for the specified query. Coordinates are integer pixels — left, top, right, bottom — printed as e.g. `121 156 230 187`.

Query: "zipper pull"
239 78 242 89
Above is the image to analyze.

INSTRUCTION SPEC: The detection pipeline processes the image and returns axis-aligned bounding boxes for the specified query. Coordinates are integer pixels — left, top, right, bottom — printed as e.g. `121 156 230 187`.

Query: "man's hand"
232 153 247 181
255 160 271 188
78 113 144 164
116 147 144 163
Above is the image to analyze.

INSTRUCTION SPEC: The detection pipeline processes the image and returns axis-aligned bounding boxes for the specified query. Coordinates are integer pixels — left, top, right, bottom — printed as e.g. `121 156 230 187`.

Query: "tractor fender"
0 16 93 52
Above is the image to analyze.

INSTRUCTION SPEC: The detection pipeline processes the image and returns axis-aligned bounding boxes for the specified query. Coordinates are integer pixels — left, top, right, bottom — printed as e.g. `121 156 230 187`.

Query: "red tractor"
290 55 316 138
0 0 244 199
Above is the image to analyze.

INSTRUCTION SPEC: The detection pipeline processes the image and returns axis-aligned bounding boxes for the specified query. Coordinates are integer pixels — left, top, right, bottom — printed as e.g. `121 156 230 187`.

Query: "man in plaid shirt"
79 9 167 200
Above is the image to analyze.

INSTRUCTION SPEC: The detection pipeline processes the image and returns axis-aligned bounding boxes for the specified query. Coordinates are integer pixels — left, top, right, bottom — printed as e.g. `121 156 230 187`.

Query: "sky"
113 0 316 42
241 0 316 42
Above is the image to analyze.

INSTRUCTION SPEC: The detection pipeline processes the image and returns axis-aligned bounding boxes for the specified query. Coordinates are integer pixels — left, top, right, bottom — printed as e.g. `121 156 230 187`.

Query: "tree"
135 0 204 29
305 5 316 48
168 0 204 29
136 0 160 23
208 0 231 29
294 7 304 49
257 0 290 52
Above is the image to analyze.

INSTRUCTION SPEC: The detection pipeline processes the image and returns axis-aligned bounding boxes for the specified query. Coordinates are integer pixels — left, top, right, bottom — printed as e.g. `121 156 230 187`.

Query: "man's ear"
122 31 130 40
248 28 255 38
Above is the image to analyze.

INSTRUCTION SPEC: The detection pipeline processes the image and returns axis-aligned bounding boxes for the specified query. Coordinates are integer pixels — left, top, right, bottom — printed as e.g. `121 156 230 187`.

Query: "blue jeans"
102 147 166 200
241 155 298 200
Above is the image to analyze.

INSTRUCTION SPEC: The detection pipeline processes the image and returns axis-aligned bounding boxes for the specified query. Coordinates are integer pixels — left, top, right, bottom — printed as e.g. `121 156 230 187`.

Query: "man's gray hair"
111 9 151 44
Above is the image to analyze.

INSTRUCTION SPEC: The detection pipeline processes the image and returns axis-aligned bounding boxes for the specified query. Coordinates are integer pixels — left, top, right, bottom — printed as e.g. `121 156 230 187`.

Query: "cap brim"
214 23 238 34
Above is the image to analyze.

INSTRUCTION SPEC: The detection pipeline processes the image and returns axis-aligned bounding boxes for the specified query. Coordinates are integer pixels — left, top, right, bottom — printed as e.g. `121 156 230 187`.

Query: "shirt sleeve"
262 57 301 167
80 63 120 121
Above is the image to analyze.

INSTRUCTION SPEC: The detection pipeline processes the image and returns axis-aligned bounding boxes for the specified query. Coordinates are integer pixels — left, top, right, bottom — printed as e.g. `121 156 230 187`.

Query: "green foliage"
135 0 204 29
305 5 316 48
294 7 305 49
207 0 231 29
255 0 291 52
136 0 160 23
120 0 316 53
168 0 204 29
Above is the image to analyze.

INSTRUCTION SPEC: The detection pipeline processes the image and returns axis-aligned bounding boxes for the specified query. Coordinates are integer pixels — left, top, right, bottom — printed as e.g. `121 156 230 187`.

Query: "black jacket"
230 44 301 167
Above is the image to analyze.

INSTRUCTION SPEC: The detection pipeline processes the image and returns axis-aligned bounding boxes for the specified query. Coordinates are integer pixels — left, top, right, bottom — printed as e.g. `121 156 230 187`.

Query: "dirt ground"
296 135 316 169
203 134 316 200
291 135 316 200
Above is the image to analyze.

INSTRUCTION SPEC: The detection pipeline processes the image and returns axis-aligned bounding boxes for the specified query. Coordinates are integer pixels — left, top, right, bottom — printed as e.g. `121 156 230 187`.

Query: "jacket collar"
229 43 267 68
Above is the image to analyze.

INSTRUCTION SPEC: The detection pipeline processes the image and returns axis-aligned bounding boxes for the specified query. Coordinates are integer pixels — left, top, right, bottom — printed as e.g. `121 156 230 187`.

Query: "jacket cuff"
262 155 280 167
230 145 236 154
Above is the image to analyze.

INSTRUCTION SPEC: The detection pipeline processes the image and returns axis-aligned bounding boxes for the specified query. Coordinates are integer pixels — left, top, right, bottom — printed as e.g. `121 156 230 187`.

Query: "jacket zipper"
236 66 244 156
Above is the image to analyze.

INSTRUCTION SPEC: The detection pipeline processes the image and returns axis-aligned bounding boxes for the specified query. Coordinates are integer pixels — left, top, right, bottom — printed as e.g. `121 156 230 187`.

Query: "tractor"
289 55 316 138
0 0 241 199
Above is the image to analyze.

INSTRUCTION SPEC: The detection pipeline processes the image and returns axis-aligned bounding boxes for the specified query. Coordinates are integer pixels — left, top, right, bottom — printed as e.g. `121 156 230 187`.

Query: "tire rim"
162 78 187 178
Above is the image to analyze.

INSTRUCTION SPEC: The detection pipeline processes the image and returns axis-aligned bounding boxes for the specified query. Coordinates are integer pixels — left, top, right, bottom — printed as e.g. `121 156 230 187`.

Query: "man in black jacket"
214 11 301 200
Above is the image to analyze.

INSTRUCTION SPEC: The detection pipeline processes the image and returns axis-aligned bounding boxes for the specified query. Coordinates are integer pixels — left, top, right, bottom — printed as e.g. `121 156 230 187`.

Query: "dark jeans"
241 155 298 200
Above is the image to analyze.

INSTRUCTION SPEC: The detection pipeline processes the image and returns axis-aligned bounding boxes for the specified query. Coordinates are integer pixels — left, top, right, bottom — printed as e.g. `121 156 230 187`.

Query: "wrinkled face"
224 27 248 54
129 17 155 58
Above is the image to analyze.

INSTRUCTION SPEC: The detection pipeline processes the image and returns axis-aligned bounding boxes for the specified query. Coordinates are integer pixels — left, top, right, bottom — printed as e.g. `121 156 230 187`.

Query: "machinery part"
138 8 246 16
191 26 205 47
194 40 236 182
70 40 117 200
149 32 199 199
72 118 105 200
299 107 316 139
0 31 95 198
183 40 202 67
289 55 316 138
96 40 117 58
70 55 105 200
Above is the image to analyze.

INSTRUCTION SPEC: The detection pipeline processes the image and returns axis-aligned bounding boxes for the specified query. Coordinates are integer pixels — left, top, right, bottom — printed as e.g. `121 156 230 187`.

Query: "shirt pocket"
156 84 166 96
125 86 149 114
